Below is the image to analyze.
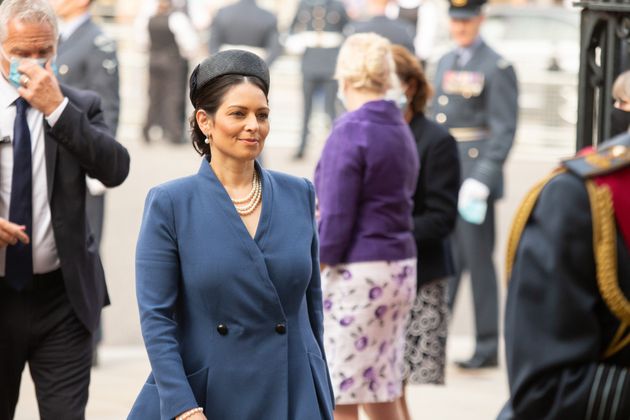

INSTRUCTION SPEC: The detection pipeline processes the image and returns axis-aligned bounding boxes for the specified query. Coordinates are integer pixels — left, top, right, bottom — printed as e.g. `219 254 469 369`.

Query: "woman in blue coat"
128 50 334 420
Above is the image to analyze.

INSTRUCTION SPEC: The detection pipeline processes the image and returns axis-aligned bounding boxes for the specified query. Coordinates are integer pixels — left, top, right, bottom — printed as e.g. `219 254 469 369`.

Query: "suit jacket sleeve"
470 62 518 192
136 187 200 420
505 174 630 420
305 179 335 404
413 132 460 241
49 92 129 187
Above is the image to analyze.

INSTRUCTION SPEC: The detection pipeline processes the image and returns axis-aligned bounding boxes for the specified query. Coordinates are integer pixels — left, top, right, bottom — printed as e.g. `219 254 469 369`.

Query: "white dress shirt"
0 75 68 275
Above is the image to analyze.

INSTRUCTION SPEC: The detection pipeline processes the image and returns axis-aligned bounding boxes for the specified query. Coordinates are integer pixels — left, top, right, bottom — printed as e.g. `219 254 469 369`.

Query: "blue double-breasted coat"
128 160 334 420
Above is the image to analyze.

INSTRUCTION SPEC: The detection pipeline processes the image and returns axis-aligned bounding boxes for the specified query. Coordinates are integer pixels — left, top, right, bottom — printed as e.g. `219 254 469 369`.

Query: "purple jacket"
315 100 419 265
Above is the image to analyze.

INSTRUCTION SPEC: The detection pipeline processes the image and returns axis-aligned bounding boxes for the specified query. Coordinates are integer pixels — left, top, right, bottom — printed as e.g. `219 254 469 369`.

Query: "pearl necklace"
230 170 262 216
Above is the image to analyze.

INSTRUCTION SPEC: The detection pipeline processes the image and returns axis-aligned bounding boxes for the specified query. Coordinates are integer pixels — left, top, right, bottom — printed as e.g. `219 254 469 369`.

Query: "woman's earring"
204 137 210 144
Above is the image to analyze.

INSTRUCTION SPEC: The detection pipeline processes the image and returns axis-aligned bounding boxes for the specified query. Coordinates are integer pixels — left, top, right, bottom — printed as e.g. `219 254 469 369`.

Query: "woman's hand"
175 408 206 420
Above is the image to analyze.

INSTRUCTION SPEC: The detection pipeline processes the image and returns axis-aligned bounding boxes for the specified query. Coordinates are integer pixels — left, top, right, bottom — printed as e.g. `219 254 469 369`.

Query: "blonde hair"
335 33 394 94
612 70 630 103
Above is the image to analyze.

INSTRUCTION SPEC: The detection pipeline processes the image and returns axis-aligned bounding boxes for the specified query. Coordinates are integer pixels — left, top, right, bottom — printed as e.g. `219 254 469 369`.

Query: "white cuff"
459 178 490 201
45 97 69 127
86 176 107 195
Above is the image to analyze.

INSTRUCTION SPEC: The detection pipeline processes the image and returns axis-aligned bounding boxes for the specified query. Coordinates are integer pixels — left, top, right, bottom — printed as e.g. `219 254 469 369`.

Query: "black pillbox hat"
189 50 270 107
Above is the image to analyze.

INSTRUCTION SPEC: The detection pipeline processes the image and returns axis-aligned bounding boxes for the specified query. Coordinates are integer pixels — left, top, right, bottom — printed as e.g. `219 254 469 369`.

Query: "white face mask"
385 86 408 112
336 84 347 110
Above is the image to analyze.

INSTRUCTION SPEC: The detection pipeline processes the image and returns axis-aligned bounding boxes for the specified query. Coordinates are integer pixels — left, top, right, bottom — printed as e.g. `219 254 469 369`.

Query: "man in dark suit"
0 0 130 418
209 0 281 66
345 0 416 54
431 0 518 369
287 0 349 159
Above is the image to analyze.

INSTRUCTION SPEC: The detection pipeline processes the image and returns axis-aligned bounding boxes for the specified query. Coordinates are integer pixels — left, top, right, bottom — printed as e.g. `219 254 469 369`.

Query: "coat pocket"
127 367 209 420
187 366 209 408
128 382 160 420
307 352 334 420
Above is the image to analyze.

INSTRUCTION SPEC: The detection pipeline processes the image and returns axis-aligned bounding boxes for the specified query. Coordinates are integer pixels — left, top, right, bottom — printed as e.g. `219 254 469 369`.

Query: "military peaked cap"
448 0 486 18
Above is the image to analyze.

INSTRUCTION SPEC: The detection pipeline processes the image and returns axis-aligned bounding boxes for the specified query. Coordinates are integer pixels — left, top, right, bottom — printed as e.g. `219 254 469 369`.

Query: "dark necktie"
5 97 33 291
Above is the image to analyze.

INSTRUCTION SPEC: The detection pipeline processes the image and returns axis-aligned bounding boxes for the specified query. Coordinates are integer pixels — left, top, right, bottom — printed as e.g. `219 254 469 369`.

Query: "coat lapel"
197 159 283 314
44 124 57 200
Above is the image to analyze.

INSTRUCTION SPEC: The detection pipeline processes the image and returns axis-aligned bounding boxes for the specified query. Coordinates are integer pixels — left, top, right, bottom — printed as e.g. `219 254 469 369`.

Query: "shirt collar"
58 12 91 41
456 36 483 67
0 73 19 110
456 36 483 57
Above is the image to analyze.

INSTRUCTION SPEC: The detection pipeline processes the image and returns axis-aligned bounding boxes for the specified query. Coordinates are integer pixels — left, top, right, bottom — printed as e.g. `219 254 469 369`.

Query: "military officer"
52 0 120 253
431 0 518 369
209 0 282 67
500 133 630 419
286 0 349 159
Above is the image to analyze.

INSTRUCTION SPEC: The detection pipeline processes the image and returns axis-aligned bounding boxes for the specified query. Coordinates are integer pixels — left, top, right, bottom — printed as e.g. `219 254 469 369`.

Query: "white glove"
458 178 490 225
86 176 107 196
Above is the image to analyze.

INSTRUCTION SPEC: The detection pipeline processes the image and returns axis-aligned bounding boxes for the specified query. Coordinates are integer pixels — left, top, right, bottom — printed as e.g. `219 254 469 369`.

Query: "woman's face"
198 82 269 163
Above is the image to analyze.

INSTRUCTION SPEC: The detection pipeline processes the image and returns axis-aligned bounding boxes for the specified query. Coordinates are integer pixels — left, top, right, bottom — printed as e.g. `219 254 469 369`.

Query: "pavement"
12 21 577 420
15 336 508 420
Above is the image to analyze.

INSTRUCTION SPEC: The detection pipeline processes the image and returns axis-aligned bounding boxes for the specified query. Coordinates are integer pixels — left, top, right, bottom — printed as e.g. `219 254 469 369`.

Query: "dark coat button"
217 324 228 336
275 323 286 334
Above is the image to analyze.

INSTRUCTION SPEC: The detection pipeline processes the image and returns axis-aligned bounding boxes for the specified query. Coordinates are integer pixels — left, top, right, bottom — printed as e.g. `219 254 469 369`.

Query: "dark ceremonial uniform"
345 15 415 54
144 9 189 144
433 37 518 365
503 133 630 420
288 0 349 159
209 0 281 66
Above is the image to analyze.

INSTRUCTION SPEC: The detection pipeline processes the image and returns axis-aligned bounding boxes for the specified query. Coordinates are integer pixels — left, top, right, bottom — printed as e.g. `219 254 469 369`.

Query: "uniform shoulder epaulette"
563 142 630 178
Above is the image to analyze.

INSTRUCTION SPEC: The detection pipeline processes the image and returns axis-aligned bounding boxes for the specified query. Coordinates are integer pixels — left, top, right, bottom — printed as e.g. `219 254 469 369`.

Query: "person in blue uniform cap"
432 0 519 370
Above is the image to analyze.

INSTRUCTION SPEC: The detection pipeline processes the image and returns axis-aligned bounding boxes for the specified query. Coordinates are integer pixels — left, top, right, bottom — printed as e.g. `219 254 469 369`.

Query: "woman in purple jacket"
314 33 419 420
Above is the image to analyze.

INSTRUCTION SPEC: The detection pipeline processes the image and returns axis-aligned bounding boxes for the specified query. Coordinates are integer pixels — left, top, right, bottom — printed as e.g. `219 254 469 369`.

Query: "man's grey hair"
0 0 59 43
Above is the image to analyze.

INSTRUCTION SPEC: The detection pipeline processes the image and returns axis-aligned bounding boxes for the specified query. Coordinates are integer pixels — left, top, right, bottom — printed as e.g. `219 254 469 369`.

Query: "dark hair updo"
189 74 268 157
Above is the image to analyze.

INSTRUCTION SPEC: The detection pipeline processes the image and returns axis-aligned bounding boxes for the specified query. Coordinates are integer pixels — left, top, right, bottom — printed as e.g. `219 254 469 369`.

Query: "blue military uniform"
288 0 349 159
209 0 282 66
431 0 518 368
57 15 120 250
500 134 630 419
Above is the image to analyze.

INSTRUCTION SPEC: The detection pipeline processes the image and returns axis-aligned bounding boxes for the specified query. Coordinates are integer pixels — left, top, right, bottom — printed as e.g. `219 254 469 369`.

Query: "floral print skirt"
402 277 448 385
322 258 417 404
